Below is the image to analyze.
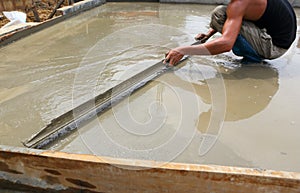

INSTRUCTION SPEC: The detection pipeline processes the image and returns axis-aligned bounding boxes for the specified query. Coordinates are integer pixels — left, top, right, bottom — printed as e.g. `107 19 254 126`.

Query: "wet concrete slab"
0 3 300 173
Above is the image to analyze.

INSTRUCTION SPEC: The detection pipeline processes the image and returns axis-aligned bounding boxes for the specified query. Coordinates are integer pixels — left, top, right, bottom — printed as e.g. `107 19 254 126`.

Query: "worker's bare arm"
193 0 248 55
165 0 249 66
215 0 247 52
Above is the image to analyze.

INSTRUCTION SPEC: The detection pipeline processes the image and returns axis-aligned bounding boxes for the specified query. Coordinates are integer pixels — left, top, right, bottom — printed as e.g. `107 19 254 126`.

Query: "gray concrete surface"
292 0 300 7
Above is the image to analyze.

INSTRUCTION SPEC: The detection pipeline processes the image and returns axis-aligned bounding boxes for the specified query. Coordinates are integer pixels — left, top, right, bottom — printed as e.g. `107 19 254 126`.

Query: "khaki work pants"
210 5 287 59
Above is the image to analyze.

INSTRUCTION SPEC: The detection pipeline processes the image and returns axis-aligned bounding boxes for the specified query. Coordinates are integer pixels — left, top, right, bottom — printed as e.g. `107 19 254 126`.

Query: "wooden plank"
0 145 299 192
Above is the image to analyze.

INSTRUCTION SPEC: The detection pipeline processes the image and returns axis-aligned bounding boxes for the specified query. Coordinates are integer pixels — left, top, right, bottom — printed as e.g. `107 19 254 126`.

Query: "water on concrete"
0 3 300 172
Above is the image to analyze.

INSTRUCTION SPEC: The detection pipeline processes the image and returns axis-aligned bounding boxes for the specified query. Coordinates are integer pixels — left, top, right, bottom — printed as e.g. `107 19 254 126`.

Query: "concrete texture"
292 0 300 7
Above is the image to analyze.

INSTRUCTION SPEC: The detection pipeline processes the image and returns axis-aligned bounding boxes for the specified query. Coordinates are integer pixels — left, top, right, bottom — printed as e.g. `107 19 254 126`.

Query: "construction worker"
165 0 297 65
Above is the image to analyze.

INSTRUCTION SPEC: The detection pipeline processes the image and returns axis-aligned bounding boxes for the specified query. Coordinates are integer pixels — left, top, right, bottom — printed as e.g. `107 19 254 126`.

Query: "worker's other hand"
195 33 209 43
164 49 184 66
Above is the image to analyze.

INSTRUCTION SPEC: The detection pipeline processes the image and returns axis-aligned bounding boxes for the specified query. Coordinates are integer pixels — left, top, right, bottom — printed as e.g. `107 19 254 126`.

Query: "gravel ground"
0 0 82 28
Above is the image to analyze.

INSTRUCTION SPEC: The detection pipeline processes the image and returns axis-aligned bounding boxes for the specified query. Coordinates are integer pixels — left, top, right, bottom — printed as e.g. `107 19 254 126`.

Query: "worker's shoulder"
227 0 252 7
226 0 249 16
227 0 266 20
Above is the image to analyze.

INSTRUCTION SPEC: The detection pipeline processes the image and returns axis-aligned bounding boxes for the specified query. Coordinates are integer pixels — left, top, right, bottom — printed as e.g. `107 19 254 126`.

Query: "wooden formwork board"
0 145 299 192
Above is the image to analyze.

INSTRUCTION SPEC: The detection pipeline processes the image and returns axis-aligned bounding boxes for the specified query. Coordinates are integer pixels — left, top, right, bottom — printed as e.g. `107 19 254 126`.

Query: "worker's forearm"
175 44 211 56
175 38 232 56
207 28 217 38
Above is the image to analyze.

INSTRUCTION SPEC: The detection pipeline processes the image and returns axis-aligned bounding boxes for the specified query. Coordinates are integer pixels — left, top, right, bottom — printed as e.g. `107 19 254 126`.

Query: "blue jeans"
232 34 263 63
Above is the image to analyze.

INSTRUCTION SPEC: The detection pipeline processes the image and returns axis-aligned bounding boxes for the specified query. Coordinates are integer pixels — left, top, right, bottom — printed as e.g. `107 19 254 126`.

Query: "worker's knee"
210 5 227 33
211 5 227 19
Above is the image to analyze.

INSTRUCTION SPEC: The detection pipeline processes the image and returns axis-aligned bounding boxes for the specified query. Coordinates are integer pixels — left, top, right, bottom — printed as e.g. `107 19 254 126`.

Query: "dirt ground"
0 0 82 28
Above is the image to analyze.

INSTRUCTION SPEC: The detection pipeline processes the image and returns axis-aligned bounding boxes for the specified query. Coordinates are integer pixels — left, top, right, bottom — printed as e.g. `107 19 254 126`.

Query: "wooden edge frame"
0 0 105 47
0 145 299 192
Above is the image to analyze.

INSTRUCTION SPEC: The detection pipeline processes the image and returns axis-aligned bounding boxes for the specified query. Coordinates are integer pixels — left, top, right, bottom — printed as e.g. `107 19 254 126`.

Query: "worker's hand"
164 49 184 66
195 33 209 43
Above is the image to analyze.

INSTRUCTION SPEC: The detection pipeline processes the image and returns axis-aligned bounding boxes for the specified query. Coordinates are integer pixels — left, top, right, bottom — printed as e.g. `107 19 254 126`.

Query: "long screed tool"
23 40 206 149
